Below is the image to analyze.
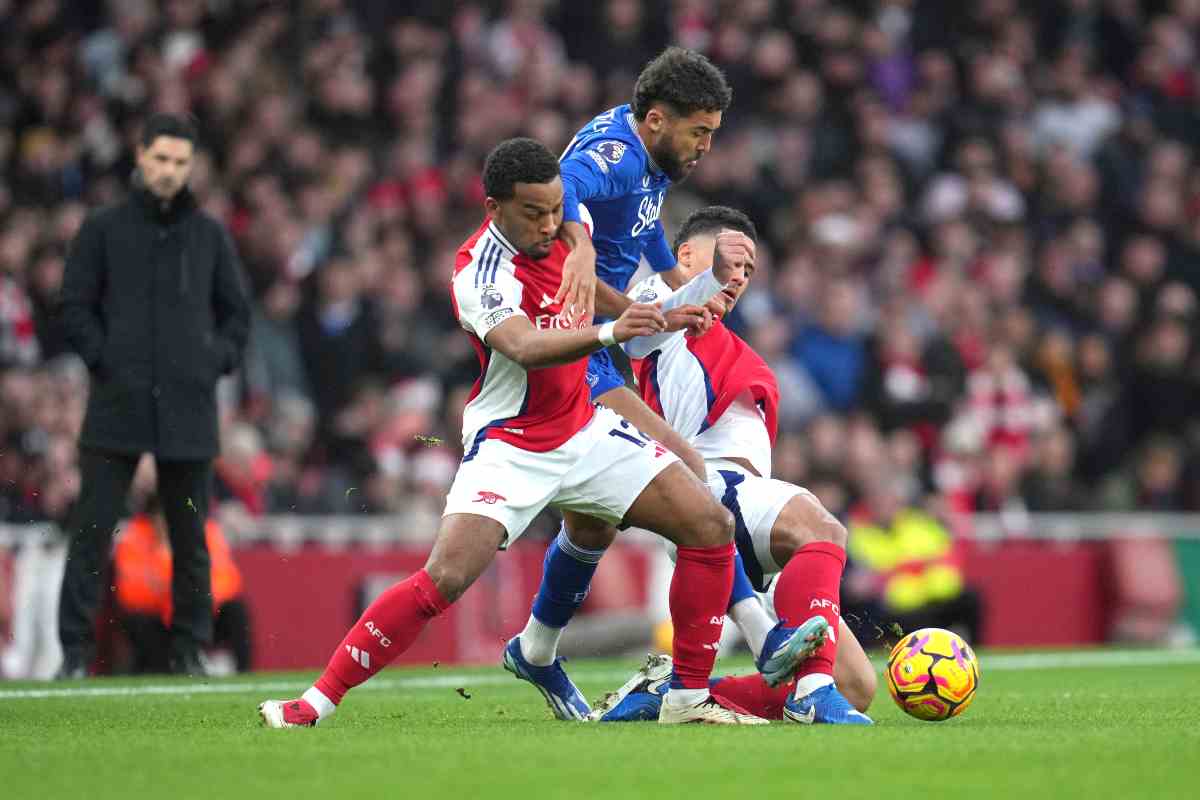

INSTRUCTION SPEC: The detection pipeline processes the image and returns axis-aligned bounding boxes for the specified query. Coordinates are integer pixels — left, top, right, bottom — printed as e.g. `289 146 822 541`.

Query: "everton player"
507 48 793 717
259 140 766 728
518 204 875 725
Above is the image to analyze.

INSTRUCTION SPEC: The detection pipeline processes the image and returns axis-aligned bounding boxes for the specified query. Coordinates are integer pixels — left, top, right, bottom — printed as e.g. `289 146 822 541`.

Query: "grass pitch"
2 649 1198 800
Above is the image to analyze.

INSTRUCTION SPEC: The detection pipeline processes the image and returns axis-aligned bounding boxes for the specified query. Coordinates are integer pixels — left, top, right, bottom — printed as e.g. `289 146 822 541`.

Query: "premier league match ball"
885 627 980 721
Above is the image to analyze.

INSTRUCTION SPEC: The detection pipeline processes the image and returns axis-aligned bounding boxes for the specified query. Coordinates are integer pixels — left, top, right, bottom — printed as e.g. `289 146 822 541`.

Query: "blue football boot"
756 615 830 687
502 636 590 720
589 654 672 722
783 683 874 725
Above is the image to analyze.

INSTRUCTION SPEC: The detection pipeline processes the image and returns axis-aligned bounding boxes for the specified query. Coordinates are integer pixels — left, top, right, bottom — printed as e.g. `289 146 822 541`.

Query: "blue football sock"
530 524 606 628
727 551 757 611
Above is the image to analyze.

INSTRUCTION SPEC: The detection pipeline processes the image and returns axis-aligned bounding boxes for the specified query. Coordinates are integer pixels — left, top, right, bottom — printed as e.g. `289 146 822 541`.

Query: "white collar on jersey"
487 221 519 256
625 110 664 177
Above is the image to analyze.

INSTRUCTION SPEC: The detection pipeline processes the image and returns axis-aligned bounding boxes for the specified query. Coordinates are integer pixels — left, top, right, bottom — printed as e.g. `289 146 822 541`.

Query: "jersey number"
608 418 653 447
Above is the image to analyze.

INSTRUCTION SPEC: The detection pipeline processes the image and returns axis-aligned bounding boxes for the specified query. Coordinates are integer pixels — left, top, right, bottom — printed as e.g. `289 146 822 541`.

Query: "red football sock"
670 542 735 689
314 569 450 705
710 674 793 720
773 540 846 678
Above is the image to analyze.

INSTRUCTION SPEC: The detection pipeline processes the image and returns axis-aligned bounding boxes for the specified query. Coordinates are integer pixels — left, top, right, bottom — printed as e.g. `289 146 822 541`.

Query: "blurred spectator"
1120 315 1200 447
113 494 251 673
843 473 983 645
244 280 311 416
1021 425 1090 511
214 423 272 516
958 344 1043 461
861 305 962 441
0 531 67 680
791 279 866 411
296 256 388 440
1100 436 1190 512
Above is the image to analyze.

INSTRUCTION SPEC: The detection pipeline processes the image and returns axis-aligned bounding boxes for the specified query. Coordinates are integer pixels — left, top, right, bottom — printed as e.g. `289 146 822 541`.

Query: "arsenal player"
258 141 767 728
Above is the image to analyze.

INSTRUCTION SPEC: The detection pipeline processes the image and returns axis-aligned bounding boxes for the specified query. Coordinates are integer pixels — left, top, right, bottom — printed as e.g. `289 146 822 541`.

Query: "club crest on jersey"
473 491 506 504
594 140 627 165
636 286 659 303
480 285 503 310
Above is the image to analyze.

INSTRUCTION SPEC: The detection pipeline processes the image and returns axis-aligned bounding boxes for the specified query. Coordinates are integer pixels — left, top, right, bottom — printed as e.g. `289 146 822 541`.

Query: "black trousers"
59 448 213 664
120 613 172 674
122 599 252 674
213 597 253 672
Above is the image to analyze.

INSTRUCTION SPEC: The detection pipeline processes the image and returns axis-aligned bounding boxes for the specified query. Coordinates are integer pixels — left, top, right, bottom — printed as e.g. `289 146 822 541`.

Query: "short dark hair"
672 205 758 256
482 137 560 200
632 47 732 120
140 113 198 148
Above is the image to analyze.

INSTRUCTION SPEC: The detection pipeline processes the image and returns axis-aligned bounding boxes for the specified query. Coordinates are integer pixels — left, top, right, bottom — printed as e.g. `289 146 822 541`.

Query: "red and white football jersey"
451 219 594 460
623 272 781 477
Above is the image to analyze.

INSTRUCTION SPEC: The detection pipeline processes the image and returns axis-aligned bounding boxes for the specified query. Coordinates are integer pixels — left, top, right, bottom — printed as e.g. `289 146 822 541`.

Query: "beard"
651 142 694 182
523 241 553 259
149 176 181 199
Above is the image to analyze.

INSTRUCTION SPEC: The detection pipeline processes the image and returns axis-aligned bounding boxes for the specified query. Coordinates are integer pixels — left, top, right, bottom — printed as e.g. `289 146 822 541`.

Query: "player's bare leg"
832 618 877 712
259 515 504 728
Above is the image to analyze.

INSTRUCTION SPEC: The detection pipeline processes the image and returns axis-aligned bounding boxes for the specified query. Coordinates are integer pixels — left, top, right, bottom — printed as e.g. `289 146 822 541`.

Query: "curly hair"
672 205 757 255
482 137 560 200
632 47 732 120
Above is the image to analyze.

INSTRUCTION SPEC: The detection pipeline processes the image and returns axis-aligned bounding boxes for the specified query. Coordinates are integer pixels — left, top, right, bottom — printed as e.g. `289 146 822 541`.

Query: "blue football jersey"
560 105 676 301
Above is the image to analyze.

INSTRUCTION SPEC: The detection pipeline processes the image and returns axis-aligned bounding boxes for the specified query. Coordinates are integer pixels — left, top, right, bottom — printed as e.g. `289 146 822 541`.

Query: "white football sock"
664 687 709 707
518 616 563 667
792 672 834 700
302 686 337 720
728 597 774 660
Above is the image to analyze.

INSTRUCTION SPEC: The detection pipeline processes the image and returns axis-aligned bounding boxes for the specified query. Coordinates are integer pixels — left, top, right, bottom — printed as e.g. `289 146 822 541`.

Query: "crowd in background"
2 0 1200 537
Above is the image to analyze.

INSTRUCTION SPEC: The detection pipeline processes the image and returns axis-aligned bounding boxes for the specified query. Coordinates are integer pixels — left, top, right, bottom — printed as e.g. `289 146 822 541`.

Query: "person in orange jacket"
841 475 982 645
113 494 252 672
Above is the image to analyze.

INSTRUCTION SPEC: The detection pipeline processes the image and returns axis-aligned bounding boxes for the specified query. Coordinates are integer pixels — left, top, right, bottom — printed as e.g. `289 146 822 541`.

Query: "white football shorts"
704 458 807 590
443 405 679 547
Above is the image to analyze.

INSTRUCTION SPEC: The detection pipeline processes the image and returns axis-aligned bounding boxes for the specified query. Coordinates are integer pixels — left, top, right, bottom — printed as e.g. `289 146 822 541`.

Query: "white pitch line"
1 649 1198 701
978 649 1200 671
0 673 545 701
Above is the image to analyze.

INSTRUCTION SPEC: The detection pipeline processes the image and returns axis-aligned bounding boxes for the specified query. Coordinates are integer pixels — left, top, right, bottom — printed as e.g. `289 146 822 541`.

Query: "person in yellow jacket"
113 495 252 672
842 477 982 644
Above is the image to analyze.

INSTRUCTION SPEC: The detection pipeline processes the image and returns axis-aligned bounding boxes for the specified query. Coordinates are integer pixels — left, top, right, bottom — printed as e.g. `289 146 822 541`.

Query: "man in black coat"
57 114 251 676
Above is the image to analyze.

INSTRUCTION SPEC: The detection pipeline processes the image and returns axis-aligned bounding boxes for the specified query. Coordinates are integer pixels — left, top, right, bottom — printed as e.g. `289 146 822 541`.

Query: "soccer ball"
885 627 979 721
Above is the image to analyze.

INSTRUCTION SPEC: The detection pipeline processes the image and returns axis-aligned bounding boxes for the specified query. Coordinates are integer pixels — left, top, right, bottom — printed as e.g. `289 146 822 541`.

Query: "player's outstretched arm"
485 304 667 369
595 279 635 319
556 139 647 324
622 269 724 358
557 220 596 325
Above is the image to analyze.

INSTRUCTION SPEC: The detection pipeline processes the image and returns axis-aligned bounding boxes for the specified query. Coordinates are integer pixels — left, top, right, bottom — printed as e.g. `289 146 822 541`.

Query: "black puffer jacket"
60 177 251 460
